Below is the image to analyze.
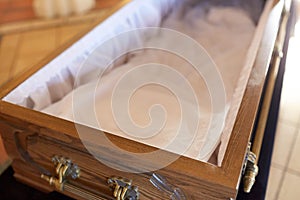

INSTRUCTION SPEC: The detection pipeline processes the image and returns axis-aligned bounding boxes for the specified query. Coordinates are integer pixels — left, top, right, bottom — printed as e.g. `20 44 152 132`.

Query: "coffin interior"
2 0 267 166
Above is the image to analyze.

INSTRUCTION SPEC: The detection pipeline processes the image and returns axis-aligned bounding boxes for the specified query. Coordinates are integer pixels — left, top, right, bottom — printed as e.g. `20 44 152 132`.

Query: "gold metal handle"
107 177 139 200
41 156 139 199
41 156 80 191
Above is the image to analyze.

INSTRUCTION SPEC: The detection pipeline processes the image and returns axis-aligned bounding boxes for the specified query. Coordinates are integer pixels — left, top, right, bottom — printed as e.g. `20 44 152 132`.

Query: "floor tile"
12 28 57 76
56 23 93 46
278 172 300 200
19 28 57 52
278 37 300 124
0 33 21 86
266 166 284 200
279 86 300 124
271 121 297 166
288 131 300 172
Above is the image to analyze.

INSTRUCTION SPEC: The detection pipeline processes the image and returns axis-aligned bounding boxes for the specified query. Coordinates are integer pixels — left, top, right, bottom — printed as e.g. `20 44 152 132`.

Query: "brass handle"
41 156 80 191
41 156 107 199
40 156 139 199
107 177 139 200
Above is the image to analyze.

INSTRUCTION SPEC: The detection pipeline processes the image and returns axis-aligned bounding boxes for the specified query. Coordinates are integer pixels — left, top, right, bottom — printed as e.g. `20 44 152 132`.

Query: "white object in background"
33 0 55 18
71 0 96 15
54 0 72 17
33 0 96 19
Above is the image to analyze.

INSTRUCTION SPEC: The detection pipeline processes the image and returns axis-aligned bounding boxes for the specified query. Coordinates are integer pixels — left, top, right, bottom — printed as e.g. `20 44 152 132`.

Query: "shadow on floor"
0 167 73 200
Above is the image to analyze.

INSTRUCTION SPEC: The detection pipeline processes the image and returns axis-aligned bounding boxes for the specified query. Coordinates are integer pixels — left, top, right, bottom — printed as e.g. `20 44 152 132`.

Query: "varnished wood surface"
0 107 235 199
222 0 286 183
0 0 288 199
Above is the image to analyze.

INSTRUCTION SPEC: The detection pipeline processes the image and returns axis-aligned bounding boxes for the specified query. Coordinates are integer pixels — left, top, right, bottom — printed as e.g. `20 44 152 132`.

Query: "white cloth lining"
3 0 262 165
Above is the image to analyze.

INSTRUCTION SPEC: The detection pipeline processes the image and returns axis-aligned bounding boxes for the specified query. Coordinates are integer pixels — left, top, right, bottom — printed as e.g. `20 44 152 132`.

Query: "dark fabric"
0 167 73 200
237 2 296 200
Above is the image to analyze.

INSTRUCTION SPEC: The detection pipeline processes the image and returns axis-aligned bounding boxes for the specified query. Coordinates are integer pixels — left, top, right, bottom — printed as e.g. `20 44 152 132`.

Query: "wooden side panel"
0 106 235 199
0 112 235 199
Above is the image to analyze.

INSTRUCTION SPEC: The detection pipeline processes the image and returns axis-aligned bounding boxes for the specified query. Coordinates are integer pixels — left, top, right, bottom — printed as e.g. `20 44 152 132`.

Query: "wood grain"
0 0 288 199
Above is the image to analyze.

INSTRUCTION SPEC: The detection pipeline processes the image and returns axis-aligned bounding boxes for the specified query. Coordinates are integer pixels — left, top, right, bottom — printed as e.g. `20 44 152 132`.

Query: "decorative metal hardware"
41 156 80 191
242 143 252 175
107 177 139 200
150 173 186 200
243 150 258 193
275 46 284 59
243 0 291 193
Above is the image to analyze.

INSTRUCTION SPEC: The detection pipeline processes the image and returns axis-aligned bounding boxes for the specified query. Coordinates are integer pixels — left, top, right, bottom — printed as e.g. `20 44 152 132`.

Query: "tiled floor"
0 23 94 86
265 17 300 200
0 0 122 24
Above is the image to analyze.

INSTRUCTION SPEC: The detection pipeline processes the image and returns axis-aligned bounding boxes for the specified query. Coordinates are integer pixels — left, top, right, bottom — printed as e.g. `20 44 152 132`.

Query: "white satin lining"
4 0 259 165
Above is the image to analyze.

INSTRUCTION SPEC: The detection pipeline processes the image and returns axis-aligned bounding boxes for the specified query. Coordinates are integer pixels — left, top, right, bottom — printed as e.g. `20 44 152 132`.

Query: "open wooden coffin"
0 0 291 199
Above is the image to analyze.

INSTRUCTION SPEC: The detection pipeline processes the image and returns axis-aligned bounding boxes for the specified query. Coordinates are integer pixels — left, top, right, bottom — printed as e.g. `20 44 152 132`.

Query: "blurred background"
0 0 122 24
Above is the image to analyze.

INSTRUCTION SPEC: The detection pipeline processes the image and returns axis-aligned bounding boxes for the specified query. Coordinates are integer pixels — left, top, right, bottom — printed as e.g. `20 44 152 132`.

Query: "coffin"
0 0 291 199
